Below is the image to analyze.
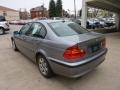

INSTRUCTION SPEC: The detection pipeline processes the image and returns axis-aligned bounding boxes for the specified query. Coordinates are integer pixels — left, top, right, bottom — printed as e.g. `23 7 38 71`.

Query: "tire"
0 28 5 35
37 55 54 78
12 40 18 51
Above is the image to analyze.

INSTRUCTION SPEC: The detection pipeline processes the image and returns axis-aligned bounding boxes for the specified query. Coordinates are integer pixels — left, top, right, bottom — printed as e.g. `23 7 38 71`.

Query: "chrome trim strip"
48 49 107 67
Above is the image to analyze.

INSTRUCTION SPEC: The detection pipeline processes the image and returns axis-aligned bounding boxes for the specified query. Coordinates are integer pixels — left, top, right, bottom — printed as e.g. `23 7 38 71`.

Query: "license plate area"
91 43 100 53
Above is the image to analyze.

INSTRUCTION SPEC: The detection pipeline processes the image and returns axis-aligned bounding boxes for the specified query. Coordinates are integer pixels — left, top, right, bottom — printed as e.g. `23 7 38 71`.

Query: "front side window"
49 21 89 37
25 23 47 38
19 23 31 35
25 23 42 36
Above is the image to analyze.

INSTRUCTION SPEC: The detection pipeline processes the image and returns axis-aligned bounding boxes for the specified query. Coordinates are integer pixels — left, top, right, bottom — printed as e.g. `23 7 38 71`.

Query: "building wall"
31 11 42 19
0 10 20 21
30 11 48 19
19 11 29 20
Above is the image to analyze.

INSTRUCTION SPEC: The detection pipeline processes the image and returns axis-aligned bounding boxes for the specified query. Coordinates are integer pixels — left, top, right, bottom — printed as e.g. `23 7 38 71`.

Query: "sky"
0 0 82 13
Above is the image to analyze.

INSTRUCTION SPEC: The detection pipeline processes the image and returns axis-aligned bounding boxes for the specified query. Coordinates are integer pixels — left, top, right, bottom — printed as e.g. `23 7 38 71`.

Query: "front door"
15 23 32 54
22 22 47 61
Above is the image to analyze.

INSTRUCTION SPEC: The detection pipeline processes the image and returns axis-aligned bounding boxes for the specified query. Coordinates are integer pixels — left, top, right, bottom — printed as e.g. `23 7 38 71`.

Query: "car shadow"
10 47 104 89
0 32 10 36
14 48 102 80
48 67 102 88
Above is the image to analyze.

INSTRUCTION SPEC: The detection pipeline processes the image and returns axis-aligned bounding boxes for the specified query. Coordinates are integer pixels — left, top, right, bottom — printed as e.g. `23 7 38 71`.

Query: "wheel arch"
35 50 48 63
0 26 4 29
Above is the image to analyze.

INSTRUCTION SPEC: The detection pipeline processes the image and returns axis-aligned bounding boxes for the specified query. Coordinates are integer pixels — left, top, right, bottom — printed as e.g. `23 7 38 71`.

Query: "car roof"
36 20 62 23
32 20 70 24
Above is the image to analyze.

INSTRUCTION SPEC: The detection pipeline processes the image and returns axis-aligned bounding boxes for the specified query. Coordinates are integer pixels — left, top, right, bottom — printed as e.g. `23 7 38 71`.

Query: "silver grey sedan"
11 20 108 78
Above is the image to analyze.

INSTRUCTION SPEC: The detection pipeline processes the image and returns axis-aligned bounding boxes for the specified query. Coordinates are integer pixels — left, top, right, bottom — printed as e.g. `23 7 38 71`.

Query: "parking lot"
0 25 120 90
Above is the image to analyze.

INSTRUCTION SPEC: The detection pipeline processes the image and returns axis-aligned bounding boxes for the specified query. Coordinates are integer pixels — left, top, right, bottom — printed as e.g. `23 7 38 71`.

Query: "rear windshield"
0 16 6 21
49 21 89 37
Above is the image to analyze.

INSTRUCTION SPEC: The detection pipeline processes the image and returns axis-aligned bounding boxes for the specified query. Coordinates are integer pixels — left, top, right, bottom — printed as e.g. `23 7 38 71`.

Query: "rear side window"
49 21 89 37
39 26 47 38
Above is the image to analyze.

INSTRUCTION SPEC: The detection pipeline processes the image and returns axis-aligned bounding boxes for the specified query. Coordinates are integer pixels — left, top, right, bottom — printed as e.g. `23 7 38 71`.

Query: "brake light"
101 38 106 48
63 44 86 60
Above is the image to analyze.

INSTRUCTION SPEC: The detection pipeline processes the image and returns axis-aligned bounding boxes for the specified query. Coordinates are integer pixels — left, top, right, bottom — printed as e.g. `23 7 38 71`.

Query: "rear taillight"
101 38 106 48
63 44 86 60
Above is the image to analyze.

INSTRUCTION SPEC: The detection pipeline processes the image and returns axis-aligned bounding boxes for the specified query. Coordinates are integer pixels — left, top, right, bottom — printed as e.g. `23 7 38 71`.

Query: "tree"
63 10 69 17
56 0 63 17
49 0 56 17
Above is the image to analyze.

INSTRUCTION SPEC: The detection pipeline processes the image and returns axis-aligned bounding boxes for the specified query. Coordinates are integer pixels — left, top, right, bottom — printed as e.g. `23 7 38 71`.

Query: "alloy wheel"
38 58 48 76
0 28 4 35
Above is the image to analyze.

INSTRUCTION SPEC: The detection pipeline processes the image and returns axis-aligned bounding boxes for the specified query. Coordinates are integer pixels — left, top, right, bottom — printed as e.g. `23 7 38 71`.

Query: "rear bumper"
48 49 108 78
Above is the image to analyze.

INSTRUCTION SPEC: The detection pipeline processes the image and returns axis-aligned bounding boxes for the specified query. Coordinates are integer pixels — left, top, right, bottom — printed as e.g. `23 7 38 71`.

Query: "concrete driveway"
0 25 120 90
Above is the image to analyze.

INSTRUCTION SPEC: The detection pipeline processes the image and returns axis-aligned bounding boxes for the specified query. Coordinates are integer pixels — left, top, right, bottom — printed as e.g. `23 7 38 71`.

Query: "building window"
3 11 7 16
39 12 42 15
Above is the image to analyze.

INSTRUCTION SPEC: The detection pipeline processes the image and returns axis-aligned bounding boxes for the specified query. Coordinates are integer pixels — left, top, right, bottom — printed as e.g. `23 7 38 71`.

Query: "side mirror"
13 31 19 35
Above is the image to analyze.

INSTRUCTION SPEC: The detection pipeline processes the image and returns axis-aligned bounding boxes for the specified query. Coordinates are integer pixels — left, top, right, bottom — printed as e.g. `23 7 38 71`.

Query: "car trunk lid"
61 32 105 59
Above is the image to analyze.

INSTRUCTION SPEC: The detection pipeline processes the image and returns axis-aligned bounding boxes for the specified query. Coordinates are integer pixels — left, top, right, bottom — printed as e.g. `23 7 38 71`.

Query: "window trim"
36 22 47 39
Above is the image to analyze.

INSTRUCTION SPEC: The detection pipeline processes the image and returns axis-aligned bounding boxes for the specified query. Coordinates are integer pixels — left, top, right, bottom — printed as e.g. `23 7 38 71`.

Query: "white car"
0 16 10 35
